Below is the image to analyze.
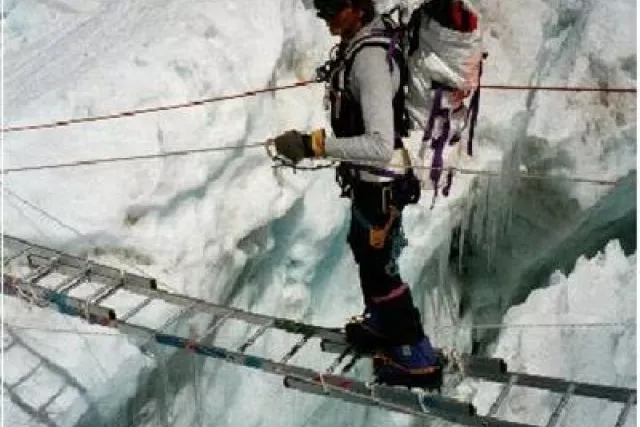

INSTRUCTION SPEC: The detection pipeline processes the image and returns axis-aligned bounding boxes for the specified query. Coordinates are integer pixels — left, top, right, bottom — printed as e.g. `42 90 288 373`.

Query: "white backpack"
402 0 485 203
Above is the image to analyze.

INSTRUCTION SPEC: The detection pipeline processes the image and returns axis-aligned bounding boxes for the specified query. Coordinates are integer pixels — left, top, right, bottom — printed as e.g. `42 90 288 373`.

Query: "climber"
270 0 442 390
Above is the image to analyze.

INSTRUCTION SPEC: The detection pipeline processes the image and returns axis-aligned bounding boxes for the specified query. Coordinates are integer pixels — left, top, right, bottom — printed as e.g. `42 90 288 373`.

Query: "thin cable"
322 156 621 186
448 165 619 186
1 82 635 134
3 187 180 292
2 143 620 186
2 141 266 174
1 194 172 379
481 84 636 93
4 188 83 236
435 321 634 330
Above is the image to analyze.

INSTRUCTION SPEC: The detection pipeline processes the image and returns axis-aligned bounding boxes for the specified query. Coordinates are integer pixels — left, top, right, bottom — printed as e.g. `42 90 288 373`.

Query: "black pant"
347 180 425 346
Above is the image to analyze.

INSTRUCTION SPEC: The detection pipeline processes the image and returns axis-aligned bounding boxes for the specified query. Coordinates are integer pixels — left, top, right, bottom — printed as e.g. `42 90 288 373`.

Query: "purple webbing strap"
386 33 398 73
424 89 450 198
467 86 480 156
422 88 443 143
442 169 454 196
467 60 484 156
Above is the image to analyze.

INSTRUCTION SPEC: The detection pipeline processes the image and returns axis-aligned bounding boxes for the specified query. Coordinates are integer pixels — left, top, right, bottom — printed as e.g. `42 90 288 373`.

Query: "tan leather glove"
309 129 326 157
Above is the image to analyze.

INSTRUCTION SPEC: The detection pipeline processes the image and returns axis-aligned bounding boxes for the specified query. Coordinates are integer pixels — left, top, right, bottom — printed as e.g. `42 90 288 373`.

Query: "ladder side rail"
284 376 535 427
124 324 318 379
4 274 115 326
467 369 636 403
321 339 506 377
27 253 347 342
28 253 156 289
3 246 32 267
7 269 336 419
473 415 544 427
2 235 36 253
123 321 479 426
121 285 347 342
2 262 532 427
3 236 64 271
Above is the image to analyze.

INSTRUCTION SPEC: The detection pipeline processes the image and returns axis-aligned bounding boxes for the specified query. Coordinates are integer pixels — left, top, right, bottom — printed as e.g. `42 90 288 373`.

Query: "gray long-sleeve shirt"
323 18 402 167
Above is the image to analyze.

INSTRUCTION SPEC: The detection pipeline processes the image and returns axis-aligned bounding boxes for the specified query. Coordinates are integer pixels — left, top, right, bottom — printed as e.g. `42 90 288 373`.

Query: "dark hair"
313 0 376 24
351 0 376 24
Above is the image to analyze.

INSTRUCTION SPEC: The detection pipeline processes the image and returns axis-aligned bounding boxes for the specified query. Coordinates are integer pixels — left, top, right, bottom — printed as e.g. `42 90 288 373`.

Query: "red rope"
2 81 315 133
1 81 635 133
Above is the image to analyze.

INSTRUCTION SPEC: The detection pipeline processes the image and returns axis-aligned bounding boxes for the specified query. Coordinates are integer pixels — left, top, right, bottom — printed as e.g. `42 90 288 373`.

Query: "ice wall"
2 0 636 426
471 240 636 427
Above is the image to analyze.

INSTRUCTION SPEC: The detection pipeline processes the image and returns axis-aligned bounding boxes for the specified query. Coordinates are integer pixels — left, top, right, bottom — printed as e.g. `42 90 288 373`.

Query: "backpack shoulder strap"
343 16 406 79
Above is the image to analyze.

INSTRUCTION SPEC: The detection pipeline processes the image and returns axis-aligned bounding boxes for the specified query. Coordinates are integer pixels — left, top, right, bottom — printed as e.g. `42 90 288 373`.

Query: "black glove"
273 130 314 164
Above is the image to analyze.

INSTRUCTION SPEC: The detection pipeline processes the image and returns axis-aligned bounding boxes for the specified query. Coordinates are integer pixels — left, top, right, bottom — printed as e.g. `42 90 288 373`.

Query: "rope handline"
1 81 314 133
2 81 635 134
2 142 266 173
3 144 620 186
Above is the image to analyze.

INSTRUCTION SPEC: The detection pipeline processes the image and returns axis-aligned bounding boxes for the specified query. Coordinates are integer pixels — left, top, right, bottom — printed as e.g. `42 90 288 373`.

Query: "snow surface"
470 240 637 427
2 0 636 426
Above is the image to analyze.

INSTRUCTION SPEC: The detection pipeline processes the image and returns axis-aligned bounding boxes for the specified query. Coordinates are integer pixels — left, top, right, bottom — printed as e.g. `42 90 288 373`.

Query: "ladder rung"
614 392 636 427
86 284 113 306
546 383 575 427
25 257 59 284
157 303 198 334
487 374 518 417
90 282 123 306
325 347 352 374
237 321 274 353
341 353 361 374
53 268 89 293
279 334 312 364
200 310 235 338
120 297 153 322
